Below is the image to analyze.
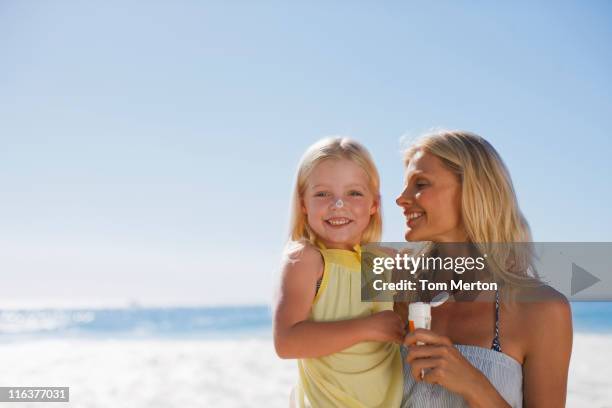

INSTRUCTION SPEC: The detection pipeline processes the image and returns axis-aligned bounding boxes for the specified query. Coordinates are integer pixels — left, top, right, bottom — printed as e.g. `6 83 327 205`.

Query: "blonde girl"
274 137 405 408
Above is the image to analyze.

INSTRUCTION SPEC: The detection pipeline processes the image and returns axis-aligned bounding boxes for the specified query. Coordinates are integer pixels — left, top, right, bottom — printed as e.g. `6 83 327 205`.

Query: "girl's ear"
370 194 380 215
301 198 307 214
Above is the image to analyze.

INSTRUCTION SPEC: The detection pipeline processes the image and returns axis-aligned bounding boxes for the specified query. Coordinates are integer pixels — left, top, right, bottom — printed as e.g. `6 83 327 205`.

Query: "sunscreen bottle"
408 302 431 345
408 292 448 336
408 293 449 379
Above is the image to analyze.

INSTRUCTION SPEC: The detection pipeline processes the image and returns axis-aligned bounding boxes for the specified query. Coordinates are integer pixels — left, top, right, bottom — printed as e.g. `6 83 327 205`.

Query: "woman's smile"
405 211 425 227
396 150 465 243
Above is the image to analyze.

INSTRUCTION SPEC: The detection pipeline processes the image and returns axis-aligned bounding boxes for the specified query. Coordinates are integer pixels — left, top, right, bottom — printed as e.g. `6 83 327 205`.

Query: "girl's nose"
332 198 344 209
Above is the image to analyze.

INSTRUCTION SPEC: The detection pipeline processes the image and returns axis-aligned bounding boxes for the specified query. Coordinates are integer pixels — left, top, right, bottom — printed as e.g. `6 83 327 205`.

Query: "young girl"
273 137 405 408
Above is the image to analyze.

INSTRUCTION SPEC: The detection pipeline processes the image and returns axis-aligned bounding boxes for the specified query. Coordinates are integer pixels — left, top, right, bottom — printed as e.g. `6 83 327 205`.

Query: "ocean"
1 302 610 341
0 303 610 407
0 305 273 341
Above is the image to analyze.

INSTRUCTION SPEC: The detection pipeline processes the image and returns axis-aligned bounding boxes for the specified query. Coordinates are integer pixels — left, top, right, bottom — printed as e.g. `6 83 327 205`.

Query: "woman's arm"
273 244 405 359
404 290 573 408
404 329 511 408
522 295 573 407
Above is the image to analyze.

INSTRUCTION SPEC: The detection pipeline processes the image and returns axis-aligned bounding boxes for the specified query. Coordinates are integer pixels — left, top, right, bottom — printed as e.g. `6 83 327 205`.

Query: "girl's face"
396 149 467 243
302 159 378 250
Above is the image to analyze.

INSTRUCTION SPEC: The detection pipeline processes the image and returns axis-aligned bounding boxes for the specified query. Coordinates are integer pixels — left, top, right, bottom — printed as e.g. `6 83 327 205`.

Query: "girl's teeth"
328 219 349 225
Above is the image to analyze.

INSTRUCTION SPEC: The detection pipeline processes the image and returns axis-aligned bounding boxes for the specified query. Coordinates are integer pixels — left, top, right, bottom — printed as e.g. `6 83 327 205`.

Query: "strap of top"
313 243 361 296
491 289 502 352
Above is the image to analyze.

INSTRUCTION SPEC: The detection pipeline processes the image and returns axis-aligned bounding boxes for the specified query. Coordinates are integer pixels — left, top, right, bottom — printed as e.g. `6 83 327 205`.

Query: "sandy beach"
0 333 609 407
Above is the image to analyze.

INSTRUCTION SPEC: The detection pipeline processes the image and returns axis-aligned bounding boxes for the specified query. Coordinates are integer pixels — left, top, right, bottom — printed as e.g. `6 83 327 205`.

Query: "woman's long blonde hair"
403 130 541 289
288 137 382 247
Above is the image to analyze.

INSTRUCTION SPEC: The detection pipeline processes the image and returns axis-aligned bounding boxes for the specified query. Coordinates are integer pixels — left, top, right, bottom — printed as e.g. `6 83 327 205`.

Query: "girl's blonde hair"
403 130 541 289
288 137 382 246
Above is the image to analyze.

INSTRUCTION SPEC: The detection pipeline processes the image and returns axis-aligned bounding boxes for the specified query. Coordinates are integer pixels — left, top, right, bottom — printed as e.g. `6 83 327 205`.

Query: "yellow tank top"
293 244 403 408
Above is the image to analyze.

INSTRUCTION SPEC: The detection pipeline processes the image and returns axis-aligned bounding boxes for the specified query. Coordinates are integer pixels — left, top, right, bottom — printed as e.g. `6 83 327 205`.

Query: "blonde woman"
395 131 572 407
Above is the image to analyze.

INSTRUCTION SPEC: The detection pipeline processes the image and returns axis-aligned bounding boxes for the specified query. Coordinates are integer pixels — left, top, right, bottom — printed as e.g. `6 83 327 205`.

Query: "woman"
394 130 572 407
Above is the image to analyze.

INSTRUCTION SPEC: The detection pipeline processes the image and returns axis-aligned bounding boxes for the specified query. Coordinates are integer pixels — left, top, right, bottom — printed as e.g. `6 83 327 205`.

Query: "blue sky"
1 1 611 307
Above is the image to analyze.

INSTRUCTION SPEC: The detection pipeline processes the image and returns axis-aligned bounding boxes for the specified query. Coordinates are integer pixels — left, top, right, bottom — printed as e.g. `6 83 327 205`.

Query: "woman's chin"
404 229 420 242
405 227 432 242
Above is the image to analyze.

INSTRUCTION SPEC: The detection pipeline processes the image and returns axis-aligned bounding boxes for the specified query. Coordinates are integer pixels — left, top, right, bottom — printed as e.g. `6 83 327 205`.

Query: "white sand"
0 333 609 407
567 334 612 407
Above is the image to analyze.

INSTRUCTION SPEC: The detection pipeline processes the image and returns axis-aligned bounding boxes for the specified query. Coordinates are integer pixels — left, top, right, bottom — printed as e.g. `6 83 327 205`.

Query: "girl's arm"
273 243 405 359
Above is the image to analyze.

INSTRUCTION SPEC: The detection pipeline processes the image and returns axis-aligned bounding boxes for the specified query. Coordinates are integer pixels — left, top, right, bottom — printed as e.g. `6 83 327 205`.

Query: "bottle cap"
431 291 450 307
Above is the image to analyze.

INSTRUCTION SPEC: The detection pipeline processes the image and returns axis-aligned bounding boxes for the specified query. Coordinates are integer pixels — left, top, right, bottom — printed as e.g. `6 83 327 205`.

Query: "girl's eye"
415 180 429 188
314 191 330 197
348 190 364 197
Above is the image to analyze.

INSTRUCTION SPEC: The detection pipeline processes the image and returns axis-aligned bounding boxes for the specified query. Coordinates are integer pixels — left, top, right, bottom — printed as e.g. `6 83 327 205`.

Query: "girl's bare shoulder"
282 241 325 281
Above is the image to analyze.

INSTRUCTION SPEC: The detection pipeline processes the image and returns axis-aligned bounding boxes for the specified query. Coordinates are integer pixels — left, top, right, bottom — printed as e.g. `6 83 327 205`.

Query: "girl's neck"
317 238 360 251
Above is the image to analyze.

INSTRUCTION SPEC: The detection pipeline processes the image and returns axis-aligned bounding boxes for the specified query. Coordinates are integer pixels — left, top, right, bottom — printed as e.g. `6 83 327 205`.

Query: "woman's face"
396 149 467 243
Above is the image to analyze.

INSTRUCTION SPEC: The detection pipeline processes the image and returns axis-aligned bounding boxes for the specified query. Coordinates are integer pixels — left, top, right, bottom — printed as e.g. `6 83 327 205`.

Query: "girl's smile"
325 217 353 226
302 158 378 249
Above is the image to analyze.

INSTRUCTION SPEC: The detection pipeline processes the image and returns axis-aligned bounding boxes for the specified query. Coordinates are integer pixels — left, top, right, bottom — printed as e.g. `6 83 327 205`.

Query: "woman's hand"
364 310 406 344
404 329 510 408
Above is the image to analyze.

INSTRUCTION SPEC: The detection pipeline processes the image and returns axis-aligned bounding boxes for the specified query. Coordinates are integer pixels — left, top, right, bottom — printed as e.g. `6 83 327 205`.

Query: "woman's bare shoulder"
517 284 569 305
514 284 572 339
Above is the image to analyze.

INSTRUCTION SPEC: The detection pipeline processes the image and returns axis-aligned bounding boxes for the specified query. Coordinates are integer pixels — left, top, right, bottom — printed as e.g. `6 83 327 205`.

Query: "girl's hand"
364 310 406 344
404 329 507 407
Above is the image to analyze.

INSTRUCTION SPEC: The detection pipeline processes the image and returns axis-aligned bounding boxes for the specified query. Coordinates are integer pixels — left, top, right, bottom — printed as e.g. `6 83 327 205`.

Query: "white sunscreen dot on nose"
334 199 344 208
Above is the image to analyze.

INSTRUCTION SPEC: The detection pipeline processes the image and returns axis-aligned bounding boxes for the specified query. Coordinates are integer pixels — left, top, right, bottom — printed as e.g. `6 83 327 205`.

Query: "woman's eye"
415 181 429 188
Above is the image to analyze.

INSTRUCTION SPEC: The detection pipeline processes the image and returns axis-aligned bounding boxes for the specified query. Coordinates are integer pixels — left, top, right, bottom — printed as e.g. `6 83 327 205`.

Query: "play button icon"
571 262 601 296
